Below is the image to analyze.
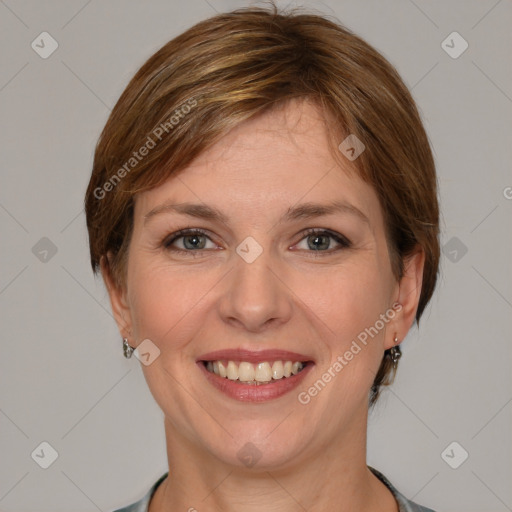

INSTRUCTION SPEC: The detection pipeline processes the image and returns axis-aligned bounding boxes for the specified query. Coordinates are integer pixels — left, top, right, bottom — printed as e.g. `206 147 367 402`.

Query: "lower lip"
197 362 313 402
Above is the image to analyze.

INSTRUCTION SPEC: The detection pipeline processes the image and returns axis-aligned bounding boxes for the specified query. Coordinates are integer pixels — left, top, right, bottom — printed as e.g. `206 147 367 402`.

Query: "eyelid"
162 227 351 255
292 228 351 251
162 228 215 248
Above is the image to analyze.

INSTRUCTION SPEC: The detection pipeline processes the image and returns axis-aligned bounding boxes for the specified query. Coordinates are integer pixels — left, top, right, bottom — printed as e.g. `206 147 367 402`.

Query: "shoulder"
369 466 437 512
110 473 168 512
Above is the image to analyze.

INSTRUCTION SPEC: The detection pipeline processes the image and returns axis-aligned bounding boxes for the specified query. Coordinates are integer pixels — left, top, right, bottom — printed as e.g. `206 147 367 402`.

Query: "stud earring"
123 338 134 359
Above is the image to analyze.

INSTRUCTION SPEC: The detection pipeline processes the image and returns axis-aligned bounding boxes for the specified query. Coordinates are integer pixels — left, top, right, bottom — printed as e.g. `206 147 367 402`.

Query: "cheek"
309 261 390 343
126 257 225 354
127 261 195 342
322 271 391 396
313 264 391 395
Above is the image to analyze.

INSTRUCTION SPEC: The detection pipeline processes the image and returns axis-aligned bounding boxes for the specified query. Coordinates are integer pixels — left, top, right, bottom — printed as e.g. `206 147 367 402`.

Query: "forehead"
190 99 342 171
134 99 381 231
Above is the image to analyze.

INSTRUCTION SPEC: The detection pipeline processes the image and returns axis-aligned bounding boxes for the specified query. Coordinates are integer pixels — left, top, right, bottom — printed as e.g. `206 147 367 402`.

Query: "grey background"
0 0 511 511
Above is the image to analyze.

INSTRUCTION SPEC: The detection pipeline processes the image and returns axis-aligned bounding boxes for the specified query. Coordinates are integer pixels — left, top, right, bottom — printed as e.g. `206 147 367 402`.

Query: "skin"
103 98 424 512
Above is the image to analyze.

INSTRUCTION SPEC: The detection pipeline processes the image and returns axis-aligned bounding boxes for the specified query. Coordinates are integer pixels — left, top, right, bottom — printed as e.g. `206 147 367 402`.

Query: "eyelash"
162 228 351 257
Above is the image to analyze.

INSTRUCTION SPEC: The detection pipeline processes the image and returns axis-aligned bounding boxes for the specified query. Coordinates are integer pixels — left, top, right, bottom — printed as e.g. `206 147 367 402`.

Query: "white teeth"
226 361 238 380
255 362 272 382
238 362 255 382
291 361 302 375
205 359 305 382
218 361 227 378
271 360 284 379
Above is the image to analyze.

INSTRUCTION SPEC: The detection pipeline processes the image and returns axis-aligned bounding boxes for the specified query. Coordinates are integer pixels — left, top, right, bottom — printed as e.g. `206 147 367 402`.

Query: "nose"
217 245 293 333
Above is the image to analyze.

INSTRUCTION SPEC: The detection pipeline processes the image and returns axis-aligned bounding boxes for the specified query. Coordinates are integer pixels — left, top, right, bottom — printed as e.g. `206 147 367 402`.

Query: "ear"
384 246 425 349
100 253 133 339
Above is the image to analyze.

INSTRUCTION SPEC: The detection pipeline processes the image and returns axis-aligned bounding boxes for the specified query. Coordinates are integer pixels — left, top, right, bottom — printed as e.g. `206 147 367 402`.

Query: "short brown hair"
85 2 440 405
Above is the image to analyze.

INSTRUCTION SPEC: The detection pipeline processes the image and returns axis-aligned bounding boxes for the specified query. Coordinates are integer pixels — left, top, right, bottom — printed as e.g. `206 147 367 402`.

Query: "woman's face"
105 99 422 470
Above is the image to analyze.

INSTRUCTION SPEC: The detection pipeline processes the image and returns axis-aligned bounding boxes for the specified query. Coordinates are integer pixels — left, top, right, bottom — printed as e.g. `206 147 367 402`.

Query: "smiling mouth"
201 359 310 385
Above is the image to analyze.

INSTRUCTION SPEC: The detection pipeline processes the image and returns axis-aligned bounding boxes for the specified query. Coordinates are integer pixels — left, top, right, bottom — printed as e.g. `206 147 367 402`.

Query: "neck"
149 411 398 512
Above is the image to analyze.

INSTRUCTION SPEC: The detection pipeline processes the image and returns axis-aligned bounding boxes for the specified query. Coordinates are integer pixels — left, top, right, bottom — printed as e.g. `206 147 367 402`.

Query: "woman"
85 3 439 511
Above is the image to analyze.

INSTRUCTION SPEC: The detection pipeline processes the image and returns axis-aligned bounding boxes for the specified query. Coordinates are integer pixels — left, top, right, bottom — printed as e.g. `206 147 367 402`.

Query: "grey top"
111 467 436 512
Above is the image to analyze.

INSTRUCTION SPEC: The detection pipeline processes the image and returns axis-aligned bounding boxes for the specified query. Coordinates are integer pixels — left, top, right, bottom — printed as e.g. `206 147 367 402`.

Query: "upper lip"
197 348 314 363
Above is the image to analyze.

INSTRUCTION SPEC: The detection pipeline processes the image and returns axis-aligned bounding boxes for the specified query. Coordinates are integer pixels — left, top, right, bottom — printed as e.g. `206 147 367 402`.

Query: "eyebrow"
143 199 370 226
